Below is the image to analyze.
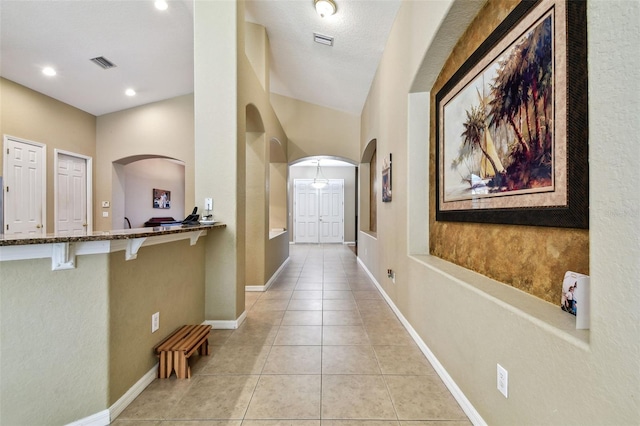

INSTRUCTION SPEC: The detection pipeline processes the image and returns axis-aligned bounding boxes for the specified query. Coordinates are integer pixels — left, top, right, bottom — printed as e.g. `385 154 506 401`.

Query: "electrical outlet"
152 312 160 333
497 364 508 398
102 211 109 217
387 269 396 283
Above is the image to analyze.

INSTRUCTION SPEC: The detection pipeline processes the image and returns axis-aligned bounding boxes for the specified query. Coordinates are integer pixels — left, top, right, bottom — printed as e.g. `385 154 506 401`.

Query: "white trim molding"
65 409 110 426
204 310 247 329
109 364 158 421
246 256 290 292
357 256 487 426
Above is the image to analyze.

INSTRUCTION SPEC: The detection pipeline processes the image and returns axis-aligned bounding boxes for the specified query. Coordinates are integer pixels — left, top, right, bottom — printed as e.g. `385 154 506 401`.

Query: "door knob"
36 224 42 229
83 223 88 227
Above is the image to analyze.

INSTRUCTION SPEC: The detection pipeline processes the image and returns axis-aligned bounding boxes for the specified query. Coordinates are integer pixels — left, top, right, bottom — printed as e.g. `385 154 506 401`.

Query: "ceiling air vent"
90 56 117 69
313 33 334 46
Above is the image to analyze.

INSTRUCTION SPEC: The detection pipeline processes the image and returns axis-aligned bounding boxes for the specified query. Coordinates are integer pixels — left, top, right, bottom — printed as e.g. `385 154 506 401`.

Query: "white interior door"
294 179 344 244
319 180 344 243
3 135 46 235
56 152 89 235
294 179 319 243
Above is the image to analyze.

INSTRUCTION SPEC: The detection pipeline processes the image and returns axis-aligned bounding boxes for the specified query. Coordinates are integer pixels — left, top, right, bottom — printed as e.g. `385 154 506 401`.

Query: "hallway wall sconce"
314 0 336 18
311 161 329 189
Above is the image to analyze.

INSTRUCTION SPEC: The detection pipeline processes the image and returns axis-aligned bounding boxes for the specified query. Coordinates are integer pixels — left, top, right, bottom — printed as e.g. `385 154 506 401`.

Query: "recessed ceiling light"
42 67 57 76
154 0 168 11
125 88 136 97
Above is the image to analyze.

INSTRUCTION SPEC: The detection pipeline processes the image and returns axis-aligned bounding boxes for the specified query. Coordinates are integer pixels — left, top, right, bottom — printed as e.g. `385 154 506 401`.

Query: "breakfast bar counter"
0 223 226 267
0 222 225 424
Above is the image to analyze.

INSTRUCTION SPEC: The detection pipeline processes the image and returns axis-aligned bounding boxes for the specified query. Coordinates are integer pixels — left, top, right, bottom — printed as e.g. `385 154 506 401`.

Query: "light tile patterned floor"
113 244 471 425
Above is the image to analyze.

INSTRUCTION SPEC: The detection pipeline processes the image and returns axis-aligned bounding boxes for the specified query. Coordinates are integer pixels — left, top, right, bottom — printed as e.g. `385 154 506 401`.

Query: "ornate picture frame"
435 0 588 228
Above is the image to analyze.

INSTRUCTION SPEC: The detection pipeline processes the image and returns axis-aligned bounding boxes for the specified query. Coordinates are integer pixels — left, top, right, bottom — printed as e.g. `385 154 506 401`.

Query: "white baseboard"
67 363 157 425
246 256 291 292
203 309 247 329
343 241 356 245
65 409 110 426
69 310 251 425
356 257 486 426
109 364 158 422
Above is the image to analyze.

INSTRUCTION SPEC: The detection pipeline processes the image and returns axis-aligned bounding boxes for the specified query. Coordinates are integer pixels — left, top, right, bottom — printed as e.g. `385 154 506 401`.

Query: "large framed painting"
435 0 588 228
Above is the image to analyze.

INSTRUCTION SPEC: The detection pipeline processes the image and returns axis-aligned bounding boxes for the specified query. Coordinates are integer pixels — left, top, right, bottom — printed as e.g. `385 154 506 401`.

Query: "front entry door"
3 135 46 235
319 180 344 243
56 152 89 235
294 180 319 243
294 179 344 244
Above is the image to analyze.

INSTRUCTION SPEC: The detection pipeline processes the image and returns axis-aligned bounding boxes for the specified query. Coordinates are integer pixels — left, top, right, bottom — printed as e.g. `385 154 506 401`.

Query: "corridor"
115 244 470 425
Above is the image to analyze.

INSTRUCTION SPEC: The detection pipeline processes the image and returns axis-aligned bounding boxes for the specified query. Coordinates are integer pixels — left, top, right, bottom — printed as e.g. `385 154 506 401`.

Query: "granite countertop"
0 223 226 246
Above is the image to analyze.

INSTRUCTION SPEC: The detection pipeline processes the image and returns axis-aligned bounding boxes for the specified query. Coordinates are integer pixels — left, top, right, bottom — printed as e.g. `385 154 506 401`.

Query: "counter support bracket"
126 237 147 260
52 243 76 270
190 230 205 246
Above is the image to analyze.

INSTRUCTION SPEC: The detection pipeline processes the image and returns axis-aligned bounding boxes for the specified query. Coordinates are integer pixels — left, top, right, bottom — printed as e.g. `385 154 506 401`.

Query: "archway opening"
112 155 186 229
289 156 357 245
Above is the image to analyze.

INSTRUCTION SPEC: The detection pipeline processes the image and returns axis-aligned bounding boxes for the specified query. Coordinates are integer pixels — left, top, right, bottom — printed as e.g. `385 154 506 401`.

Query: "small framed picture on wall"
153 188 171 209
382 154 392 203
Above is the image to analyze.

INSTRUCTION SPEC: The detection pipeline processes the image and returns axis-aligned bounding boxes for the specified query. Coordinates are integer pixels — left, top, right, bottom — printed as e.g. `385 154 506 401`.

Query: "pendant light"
311 160 329 189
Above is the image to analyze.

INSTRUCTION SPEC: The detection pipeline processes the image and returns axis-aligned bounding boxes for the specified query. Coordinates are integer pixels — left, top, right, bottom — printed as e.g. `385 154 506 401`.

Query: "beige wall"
245 22 269 93
266 230 290 281
0 236 208 423
0 78 96 231
96 94 195 231
245 130 267 286
0 255 109 425
108 239 205 404
195 1 289 315
358 0 640 424
269 162 288 230
271 94 360 163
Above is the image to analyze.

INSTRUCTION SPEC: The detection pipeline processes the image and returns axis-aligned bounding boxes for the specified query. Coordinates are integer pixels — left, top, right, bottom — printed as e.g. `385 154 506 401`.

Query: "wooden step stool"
154 324 211 379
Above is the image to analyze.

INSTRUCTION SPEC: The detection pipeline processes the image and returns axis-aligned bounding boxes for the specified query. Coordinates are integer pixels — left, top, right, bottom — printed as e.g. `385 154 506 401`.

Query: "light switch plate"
102 201 110 208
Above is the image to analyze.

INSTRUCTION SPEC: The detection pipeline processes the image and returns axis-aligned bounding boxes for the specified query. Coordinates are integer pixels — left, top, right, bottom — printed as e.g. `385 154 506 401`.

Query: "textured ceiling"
1 0 400 117
245 0 401 115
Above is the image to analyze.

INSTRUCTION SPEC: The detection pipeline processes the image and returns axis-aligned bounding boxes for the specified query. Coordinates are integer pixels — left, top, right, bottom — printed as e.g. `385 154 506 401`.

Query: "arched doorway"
289 156 357 245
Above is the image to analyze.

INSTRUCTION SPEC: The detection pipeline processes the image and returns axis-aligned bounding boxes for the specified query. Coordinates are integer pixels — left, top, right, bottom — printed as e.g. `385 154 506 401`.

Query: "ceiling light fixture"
42 67 57 76
125 88 136 97
311 160 329 189
314 0 336 18
154 0 168 11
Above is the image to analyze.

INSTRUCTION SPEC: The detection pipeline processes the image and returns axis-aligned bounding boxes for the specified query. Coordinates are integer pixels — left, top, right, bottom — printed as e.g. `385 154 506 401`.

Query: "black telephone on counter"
182 207 200 225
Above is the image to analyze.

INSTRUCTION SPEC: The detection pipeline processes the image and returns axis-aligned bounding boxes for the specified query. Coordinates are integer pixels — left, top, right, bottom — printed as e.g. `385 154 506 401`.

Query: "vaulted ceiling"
1 0 400 117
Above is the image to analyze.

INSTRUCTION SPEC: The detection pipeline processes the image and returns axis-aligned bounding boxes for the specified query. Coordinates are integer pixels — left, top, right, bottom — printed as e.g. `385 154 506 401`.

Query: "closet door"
3 136 46 235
